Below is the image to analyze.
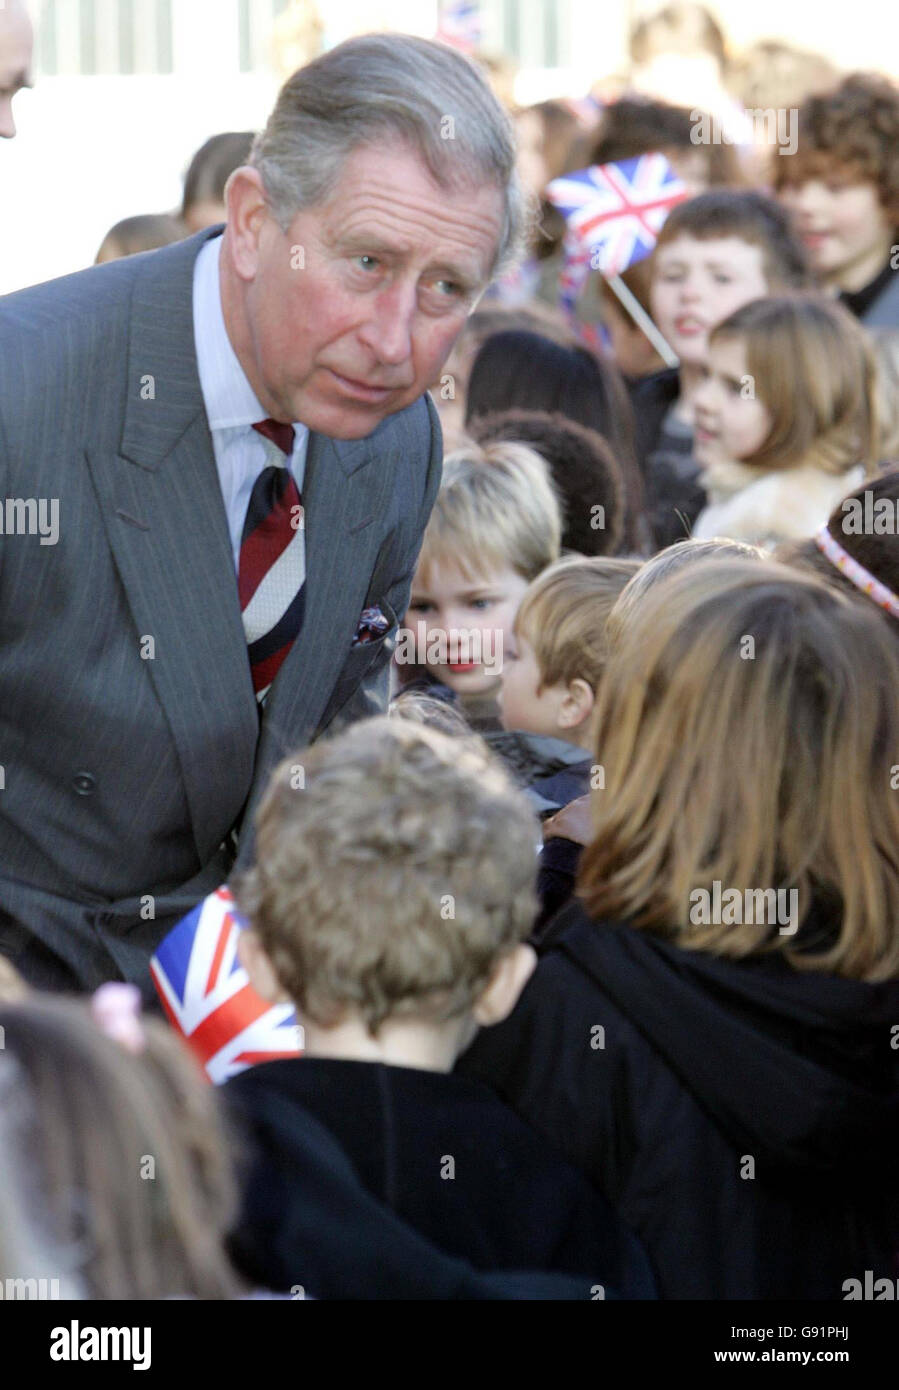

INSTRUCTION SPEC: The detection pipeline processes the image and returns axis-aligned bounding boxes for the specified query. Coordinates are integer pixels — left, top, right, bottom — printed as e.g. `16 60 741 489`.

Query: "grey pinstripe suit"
0 227 442 996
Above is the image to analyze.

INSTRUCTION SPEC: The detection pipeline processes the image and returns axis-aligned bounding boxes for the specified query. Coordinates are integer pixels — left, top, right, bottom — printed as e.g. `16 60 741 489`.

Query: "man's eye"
353 255 379 272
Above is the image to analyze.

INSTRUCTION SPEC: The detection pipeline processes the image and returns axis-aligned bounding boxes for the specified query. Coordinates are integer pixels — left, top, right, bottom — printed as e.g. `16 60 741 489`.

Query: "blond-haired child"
398 439 561 731
498 556 641 934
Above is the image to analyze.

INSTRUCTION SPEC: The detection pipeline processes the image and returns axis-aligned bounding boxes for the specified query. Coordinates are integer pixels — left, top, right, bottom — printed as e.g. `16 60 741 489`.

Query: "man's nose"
0 100 16 138
359 282 415 366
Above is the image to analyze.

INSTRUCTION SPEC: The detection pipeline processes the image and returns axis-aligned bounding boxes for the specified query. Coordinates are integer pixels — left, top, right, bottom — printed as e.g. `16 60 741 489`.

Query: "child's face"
693 335 773 465
498 631 569 738
405 559 530 696
777 174 894 288
651 235 769 367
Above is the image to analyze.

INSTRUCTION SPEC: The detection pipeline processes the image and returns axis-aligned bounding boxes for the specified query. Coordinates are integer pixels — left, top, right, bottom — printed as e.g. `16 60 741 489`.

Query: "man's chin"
292 391 416 440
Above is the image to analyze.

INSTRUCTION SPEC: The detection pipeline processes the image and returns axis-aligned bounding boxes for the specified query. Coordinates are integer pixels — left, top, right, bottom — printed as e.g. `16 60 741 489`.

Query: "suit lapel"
85 229 259 865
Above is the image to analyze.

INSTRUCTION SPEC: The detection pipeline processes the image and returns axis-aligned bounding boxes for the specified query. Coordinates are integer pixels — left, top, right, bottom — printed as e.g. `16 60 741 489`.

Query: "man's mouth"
327 368 396 402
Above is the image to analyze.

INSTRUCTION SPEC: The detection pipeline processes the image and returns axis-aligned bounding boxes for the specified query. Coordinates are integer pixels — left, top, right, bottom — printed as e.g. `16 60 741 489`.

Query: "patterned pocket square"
351 603 392 647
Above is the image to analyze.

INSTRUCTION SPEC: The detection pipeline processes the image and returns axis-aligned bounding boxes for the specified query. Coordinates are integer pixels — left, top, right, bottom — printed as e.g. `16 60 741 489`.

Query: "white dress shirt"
192 232 310 570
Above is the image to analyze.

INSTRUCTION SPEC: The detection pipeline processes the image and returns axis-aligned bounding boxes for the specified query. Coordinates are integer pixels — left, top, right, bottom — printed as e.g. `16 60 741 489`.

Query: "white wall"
0 73 277 294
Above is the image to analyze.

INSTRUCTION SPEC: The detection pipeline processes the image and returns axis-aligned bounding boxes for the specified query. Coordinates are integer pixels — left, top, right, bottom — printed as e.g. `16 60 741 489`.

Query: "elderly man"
0 0 33 138
0 34 526 995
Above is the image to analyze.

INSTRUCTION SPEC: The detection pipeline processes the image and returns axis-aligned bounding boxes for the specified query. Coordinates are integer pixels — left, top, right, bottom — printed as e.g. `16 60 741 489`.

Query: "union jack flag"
436 0 481 52
544 153 688 351
545 153 689 279
150 886 302 1085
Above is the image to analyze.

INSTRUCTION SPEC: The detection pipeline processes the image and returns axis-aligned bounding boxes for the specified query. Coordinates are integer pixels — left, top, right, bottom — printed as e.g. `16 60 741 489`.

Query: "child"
634 190 810 547
458 558 899 1298
538 538 763 933
398 439 562 731
0 991 242 1298
773 73 899 327
224 718 655 1299
181 131 255 234
467 407 627 556
692 295 876 548
465 329 647 549
499 556 641 814
778 468 899 633
94 213 185 263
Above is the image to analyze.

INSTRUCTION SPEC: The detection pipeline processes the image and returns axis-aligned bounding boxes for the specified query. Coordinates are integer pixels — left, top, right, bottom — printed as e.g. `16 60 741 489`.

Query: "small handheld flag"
150 886 302 1084
546 153 689 362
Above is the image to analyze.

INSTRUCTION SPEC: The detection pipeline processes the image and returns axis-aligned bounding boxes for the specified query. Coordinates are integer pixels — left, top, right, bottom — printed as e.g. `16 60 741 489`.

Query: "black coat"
456 901 899 1299
630 368 707 549
223 1056 655 1300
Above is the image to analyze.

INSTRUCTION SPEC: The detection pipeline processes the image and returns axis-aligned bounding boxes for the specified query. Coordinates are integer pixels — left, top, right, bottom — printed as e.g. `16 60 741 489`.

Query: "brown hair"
515 556 642 691
0 996 241 1299
710 294 879 473
578 559 899 982
95 213 185 262
232 717 539 1033
771 72 899 225
590 96 743 189
467 408 626 557
654 189 810 289
778 468 899 623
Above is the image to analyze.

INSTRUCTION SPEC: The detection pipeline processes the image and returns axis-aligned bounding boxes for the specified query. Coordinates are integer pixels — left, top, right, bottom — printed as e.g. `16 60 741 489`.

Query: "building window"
36 0 175 76
238 0 292 74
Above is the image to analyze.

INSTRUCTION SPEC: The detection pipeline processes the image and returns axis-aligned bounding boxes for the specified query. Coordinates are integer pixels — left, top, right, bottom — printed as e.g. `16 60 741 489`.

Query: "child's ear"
236 929 289 1004
472 945 538 1027
559 678 595 731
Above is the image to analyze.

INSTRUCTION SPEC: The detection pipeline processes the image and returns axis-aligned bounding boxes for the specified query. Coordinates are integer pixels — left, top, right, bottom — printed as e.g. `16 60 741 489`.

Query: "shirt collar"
193 232 278 432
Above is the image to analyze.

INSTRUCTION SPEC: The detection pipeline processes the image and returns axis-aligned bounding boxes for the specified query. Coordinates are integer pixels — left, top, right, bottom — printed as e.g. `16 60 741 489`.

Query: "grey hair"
250 33 534 281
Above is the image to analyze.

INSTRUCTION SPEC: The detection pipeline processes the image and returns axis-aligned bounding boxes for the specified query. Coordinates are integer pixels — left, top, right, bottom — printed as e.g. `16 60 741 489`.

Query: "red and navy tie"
238 419 305 704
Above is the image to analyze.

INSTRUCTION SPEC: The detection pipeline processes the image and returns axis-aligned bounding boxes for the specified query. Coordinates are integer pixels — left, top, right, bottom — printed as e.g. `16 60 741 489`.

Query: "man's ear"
558 677 595 732
472 944 537 1027
236 928 289 1004
223 165 271 281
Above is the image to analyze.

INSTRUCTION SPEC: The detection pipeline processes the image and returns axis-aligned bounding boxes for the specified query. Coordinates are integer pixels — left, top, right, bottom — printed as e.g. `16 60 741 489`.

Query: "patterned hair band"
814 524 899 620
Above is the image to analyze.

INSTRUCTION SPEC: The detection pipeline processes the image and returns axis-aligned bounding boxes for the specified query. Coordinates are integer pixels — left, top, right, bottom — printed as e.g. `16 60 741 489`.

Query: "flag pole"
607 274 679 367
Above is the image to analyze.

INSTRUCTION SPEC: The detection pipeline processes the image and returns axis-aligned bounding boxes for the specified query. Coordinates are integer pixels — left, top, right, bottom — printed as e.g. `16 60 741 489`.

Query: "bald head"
0 0 33 139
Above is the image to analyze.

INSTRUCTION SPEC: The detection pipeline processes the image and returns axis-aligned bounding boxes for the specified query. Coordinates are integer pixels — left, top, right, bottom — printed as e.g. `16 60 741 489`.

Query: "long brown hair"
711 295 880 474
578 559 899 981
0 997 243 1299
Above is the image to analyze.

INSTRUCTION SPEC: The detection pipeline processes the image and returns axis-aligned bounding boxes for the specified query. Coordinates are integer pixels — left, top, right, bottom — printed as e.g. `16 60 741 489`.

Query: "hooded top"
455 900 899 1299
223 1056 656 1301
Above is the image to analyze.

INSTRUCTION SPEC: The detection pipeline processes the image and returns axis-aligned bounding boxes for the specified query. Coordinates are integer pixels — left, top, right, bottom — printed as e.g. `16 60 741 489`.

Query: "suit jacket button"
72 772 96 795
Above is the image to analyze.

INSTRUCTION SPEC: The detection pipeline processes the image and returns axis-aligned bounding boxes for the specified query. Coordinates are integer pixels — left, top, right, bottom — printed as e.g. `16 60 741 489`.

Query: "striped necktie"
238 419 305 705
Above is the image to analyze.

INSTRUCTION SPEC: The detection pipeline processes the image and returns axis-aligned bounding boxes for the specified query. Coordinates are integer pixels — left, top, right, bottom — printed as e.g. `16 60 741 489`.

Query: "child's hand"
542 794 592 846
